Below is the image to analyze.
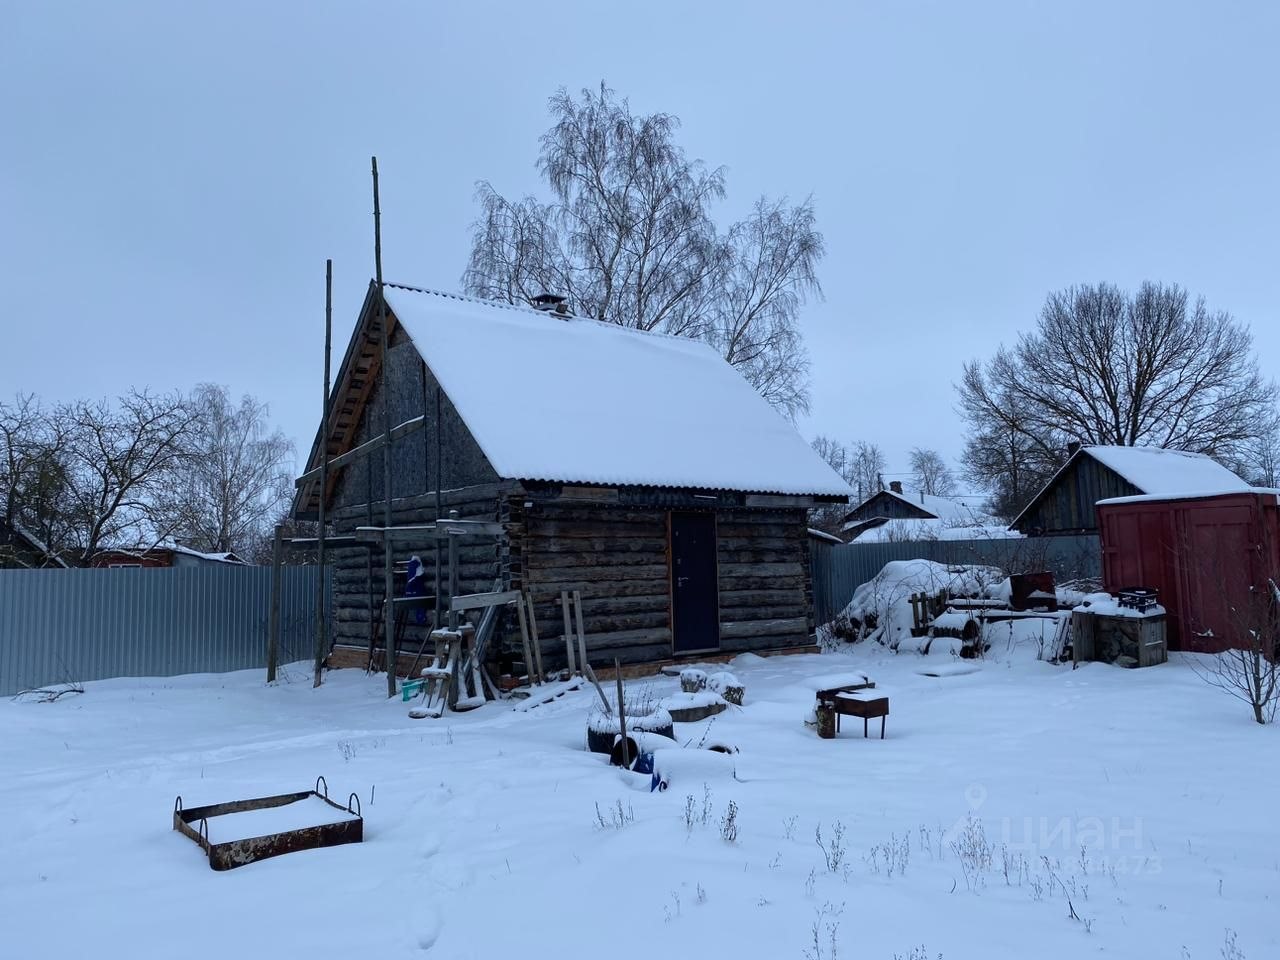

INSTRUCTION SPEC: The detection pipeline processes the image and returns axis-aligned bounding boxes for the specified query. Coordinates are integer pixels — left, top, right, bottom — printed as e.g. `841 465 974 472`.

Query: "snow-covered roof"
383 286 853 497
5 519 69 567
844 518 1022 543
166 544 247 564
876 488 988 522
1098 487 1280 507
1081 446 1249 495
807 527 844 544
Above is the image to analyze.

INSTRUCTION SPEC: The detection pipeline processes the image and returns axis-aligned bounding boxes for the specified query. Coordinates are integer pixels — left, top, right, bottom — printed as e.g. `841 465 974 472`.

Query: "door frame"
667 510 722 656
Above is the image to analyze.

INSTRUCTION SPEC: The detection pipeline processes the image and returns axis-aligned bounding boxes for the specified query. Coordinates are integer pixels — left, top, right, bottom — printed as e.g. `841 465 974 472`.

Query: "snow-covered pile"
842 560 1006 650
1077 592 1167 618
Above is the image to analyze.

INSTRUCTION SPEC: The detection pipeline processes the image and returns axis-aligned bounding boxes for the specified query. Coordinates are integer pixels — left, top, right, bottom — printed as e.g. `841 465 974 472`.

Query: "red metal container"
1097 490 1280 653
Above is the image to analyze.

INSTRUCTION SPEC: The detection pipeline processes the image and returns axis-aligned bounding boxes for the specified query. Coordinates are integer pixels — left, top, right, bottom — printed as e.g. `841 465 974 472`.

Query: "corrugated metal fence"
810 535 1101 625
0 566 329 696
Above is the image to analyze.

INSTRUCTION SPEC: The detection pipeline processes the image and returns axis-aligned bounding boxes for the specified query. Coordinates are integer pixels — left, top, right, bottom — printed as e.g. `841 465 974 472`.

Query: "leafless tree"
155 384 295 556
1231 414 1280 488
809 436 853 534
1188 576 1280 726
957 369 1060 519
60 389 198 563
808 436 886 534
0 393 77 558
464 83 824 418
849 441 887 504
909 447 958 497
957 282 1277 512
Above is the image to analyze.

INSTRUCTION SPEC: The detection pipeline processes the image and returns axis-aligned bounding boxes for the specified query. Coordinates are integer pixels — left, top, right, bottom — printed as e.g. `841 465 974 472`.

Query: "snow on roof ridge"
1082 444 1215 461
381 282 712 349
8 518 68 567
1099 487 1280 506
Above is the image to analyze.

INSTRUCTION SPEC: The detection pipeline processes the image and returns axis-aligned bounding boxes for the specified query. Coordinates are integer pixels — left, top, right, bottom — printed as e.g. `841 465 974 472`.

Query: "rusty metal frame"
173 776 363 871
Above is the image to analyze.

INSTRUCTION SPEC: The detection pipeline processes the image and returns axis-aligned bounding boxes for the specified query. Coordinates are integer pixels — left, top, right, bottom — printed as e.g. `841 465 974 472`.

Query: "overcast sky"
4 1 1278 492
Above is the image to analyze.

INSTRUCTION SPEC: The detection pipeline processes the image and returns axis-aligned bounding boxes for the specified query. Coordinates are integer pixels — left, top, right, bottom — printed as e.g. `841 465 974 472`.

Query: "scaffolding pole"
314 259 333 688
372 156 396 698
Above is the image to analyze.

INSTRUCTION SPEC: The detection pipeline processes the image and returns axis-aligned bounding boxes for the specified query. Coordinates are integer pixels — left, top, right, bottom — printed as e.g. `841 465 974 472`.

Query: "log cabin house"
293 284 852 675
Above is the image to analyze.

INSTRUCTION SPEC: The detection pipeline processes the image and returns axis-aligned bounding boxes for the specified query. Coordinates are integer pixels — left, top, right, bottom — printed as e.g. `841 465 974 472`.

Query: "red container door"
1180 504 1257 654
1101 505 1183 647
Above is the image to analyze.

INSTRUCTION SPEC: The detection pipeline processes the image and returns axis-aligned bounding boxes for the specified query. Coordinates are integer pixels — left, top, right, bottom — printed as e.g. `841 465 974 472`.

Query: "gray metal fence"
0 566 329 696
810 535 1101 625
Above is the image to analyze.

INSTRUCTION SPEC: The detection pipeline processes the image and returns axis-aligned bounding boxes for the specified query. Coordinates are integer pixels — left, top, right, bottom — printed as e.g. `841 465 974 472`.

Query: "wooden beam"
449 590 521 611
743 494 818 508
353 520 506 542
294 415 426 487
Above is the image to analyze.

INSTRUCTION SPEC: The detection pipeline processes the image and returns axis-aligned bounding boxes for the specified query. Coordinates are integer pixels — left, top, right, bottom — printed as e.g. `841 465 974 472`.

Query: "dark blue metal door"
670 512 719 654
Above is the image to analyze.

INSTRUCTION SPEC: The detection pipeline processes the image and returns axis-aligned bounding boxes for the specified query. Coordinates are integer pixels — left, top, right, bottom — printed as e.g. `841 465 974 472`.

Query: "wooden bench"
814 682 888 740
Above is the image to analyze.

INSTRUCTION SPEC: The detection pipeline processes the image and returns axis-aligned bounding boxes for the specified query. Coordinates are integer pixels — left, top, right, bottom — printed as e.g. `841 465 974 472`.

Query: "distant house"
1011 445 1250 536
293 283 852 672
90 544 249 568
841 482 1010 542
0 517 69 569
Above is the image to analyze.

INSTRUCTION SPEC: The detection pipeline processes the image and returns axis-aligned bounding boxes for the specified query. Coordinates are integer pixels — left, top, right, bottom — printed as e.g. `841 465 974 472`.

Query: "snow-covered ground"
2 643 1276 960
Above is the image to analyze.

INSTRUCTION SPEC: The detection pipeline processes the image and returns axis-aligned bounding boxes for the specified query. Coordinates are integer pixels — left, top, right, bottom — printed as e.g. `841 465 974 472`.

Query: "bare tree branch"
956 282 1277 517
463 82 823 418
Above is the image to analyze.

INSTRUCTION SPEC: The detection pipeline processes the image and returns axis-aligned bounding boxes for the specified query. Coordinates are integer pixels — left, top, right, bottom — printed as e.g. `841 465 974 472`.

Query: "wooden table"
814 682 888 739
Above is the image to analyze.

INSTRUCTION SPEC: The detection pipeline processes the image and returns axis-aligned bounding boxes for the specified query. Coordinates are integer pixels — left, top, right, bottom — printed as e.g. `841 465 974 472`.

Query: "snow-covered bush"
679 668 708 692
706 671 744 705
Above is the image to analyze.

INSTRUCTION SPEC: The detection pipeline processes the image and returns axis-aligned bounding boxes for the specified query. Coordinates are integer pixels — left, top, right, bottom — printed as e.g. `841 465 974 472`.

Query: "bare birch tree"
464 83 823 418
155 384 295 555
957 282 1276 513
809 436 886 534
909 447 958 497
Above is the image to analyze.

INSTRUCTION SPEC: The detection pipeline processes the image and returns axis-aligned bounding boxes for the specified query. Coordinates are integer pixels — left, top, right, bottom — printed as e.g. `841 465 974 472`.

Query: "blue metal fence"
0 565 329 696
809 535 1101 625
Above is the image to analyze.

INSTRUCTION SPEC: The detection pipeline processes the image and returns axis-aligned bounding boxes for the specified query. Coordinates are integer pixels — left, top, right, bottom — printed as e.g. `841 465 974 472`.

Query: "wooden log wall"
508 500 814 669
715 507 812 654
511 500 672 668
328 482 514 651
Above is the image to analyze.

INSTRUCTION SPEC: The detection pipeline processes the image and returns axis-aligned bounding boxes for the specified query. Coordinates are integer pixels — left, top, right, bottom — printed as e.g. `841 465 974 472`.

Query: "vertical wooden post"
614 658 629 768
560 590 576 675
447 517 460 630
433 386 442 631
573 589 588 674
314 259 333 689
364 456 374 672
526 591 545 683
267 524 283 682
446 511 461 710
373 156 396 699
516 593 535 686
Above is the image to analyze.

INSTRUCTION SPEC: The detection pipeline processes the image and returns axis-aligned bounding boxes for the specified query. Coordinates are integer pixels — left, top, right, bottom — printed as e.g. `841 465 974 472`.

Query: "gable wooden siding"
1014 456 1141 535
844 490 934 524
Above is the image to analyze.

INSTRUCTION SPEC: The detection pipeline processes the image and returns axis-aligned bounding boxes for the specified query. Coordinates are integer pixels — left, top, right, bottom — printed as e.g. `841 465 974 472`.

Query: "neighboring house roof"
94 543 248 566
1 518 69 568
302 284 853 502
166 544 248 565
845 518 1023 543
876 487 988 522
1082 446 1250 494
1011 445 1250 530
841 487 990 531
